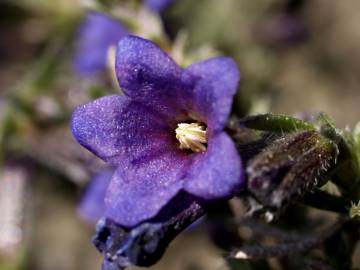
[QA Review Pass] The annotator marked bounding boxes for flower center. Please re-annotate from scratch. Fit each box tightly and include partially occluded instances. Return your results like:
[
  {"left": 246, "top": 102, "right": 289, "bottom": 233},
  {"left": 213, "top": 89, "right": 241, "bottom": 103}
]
[{"left": 175, "top": 122, "right": 208, "bottom": 152}]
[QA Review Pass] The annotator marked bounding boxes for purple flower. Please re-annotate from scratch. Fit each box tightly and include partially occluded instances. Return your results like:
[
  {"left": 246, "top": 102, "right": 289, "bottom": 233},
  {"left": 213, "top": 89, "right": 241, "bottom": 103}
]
[
  {"left": 74, "top": 11, "right": 128, "bottom": 76},
  {"left": 145, "top": 0, "right": 176, "bottom": 12},
  {"left": 71, "top": 35, "right": 244, "bottom": 227},
  {"left": 78, "top": 168, "right": 114, "bottom": 224}
]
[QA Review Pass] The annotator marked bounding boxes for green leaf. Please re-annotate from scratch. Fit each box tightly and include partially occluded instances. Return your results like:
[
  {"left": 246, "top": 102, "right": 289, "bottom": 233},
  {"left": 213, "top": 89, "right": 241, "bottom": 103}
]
[{"left": 238, "top": 113, "right": 315, "bottom": 133}]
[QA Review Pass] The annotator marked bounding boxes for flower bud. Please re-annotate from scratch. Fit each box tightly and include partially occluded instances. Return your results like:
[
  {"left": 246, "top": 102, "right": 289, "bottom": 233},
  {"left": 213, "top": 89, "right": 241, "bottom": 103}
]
[{"left": 247, "top": 130, "right": 338, "bottom": 218}]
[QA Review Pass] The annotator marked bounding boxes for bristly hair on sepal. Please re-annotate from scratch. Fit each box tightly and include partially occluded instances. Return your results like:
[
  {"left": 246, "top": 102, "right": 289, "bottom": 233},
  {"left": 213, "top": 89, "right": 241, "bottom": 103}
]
[{"left": 245, "top": 130, "right": 339, "bottom": 221}]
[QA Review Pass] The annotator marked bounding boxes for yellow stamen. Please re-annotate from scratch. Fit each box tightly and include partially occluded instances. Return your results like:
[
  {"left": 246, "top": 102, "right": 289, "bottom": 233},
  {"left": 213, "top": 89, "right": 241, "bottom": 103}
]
[
  {"left": 350, "top": 200, "right": 360, "bottom": 219},
  {"left": 175, "top": 122, "right": 207, "bottom": 152}
]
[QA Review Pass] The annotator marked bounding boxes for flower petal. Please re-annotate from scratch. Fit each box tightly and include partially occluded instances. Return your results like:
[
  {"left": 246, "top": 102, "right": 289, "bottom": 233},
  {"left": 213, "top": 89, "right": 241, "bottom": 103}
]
[
  {"left": 183, "top": 132, "right": 244, "bottom": 200},
  {"left": 71, "top": 95, "right": 176, "bottom": 164},
  {"left": 78, "top": 168, "right": 114, "bottom": 223},
  {"left": 115, "top": 35, "right": 188, "bottom": 120},
  {"left": 74, "top": 11, "right": 127, "bottom": 75},
  {"left": 104, "top": 152, "right": 188, "bottom": 227},
  {"left": 182, "top": 57, "right": 240, "bottom": 132},
  {"left": 145, "top": 0, "right": 176, "bottom": 12}
]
